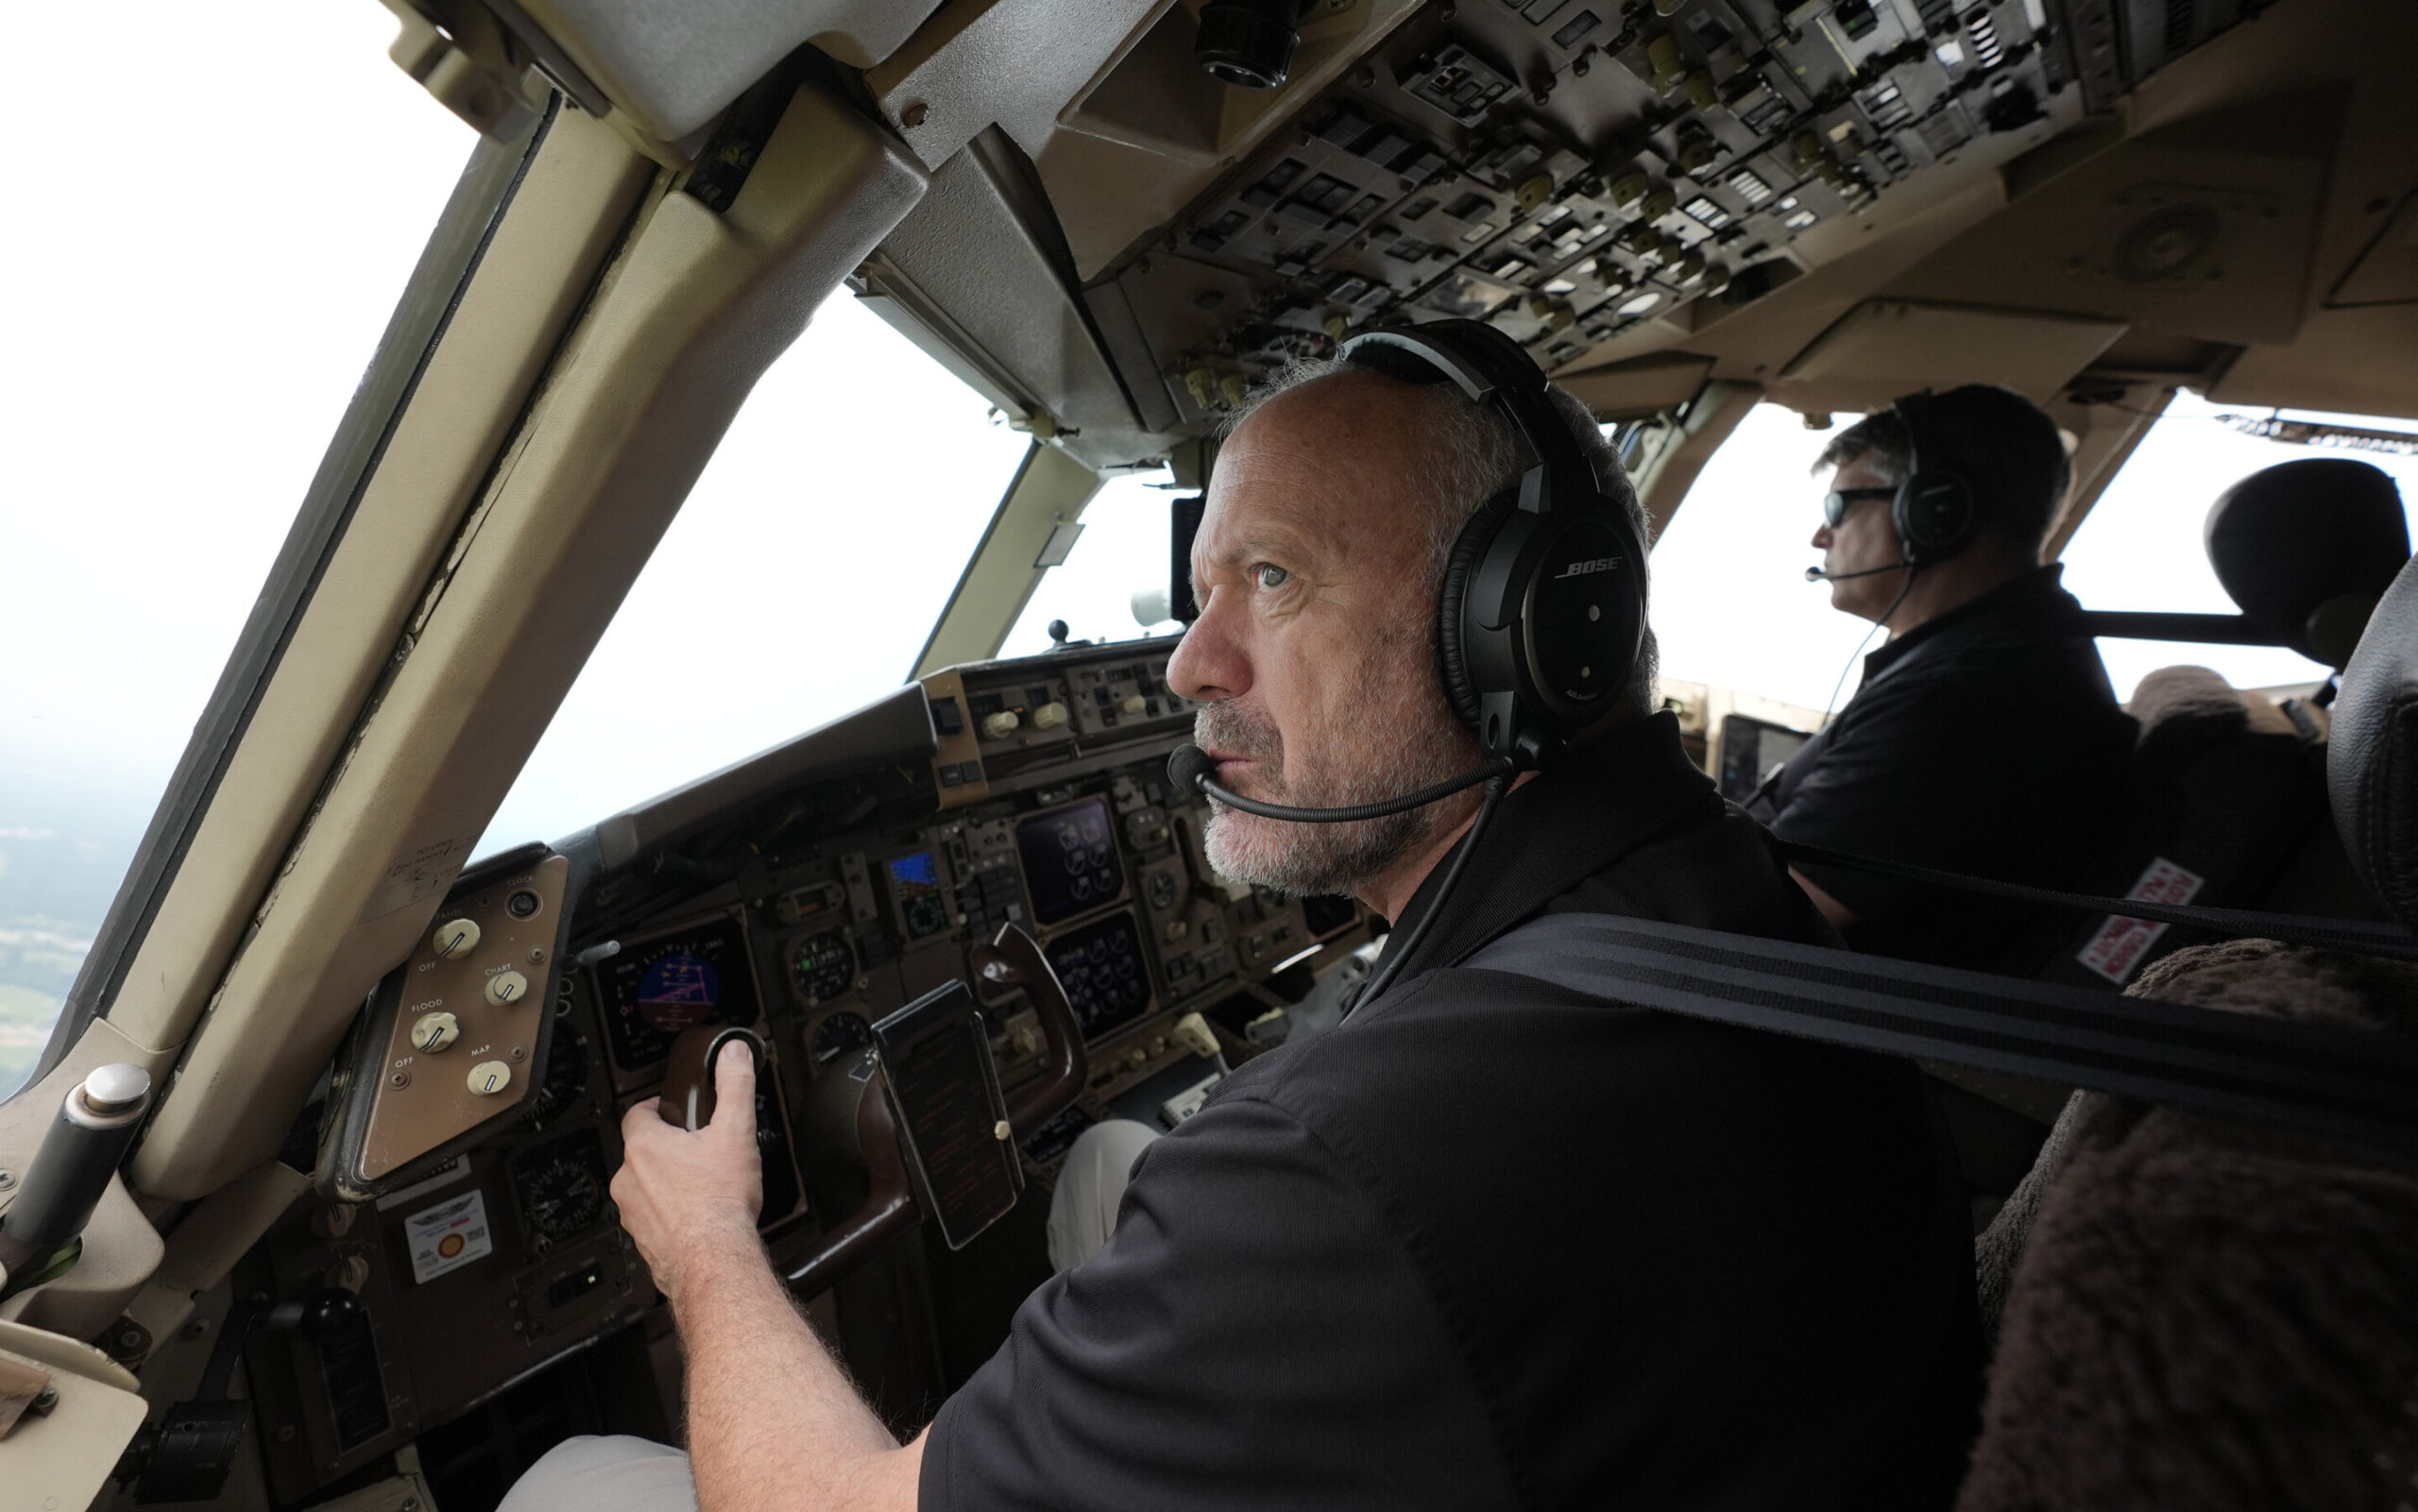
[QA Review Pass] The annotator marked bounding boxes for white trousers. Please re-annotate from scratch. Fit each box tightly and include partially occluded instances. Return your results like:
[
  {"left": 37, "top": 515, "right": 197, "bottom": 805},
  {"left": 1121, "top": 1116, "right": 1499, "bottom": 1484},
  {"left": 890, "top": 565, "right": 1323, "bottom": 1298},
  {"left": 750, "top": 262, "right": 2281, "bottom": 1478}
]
[{"left": 497, "top": 1119, "right": 1161, "bottom": 1510}]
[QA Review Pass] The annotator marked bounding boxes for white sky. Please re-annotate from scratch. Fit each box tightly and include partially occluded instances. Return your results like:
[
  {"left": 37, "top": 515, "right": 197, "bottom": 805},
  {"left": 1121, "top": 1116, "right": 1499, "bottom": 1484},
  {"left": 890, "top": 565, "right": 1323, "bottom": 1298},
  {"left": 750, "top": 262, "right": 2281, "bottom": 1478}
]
[{"left": 7, "top": 0, "right": 2418, "bottom": 913}]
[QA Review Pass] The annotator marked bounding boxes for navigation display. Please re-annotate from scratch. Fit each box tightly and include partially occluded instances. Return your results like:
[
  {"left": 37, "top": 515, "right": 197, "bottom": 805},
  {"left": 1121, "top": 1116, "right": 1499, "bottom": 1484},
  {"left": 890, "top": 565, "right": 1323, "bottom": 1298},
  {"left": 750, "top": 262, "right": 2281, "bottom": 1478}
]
[
  {"left": 1014, "top": 795, "right": 1124, "bottom": 926},
  {"left": 595, "top": 915, "right": 760, "bottom": 1072}
]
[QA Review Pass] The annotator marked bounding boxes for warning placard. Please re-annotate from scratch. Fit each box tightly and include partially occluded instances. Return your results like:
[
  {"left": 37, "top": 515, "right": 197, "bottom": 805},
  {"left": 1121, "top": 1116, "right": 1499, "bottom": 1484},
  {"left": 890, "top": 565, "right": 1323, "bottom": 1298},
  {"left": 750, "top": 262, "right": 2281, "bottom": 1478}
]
[
  {"left": 404, "top": 1188, "right": 494, "bottom": 1283},
  {"left": 2076, "top": 857, "right": 2205, "bottom": 984}
]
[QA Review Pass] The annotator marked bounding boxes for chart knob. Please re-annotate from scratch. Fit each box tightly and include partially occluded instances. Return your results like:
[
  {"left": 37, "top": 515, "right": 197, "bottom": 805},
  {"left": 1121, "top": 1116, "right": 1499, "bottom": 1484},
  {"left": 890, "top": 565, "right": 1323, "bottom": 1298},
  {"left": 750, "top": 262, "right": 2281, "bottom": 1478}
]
[
  {"left": 980, "top": 710, "right": 1020, "bottom": 739},
  {"left": 467, "top": 1061, "right": 512, "bottom": 1096},
  {"left": 485, "top": 969, "right": 530, "bottom": 1006},
  {"left": 432, "top": 918, "right": 481, "bottom": 959},
  {"left": 1031, "top": 701, "right": 1069, "bottom": 730},
  {"left": 410, "top": 1012, "right": 460, "bottom": 1053}
]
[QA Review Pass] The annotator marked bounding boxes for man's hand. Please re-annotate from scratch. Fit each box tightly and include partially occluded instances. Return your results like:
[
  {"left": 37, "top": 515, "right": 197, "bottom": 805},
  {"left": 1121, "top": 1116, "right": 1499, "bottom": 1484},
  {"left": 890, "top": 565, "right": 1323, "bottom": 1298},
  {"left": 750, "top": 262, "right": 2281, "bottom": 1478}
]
[{"left": 612, "top": 1042, "right": 764, "bottom": 1300}]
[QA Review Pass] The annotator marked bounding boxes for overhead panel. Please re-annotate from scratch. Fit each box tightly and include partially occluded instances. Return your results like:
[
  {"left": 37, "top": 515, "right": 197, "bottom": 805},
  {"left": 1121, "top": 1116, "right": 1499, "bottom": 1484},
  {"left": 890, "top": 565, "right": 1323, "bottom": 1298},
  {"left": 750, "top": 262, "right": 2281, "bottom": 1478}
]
[
  {"left": 849, "top": 0, "right": 2277, "bottom": 465},
  {"left": 1090, "top": 0, "right": 2116, "bottom": 444}
]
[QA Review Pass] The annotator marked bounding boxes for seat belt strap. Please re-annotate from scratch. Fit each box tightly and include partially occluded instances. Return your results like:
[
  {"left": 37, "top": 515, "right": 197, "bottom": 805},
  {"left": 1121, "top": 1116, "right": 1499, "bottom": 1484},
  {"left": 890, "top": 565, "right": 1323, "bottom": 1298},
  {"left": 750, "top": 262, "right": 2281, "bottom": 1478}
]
[
  {"left": 1461, "top": 912, "right": 2418, "bottom": 1153},
  {"left": 1779, "top": 841, "right": 2418, "bottom": 962}
]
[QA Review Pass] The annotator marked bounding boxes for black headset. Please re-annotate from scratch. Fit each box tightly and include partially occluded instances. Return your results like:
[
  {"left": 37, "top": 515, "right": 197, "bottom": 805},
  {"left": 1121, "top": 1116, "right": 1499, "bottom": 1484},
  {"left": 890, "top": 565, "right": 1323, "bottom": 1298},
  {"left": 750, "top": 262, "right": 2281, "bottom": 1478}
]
[
  {"left": 1337, "top": 319, "right": 1647, "bottom": 770},
  {"left": 1887, "top": 389, "right": 1980, "bottom": 566}
]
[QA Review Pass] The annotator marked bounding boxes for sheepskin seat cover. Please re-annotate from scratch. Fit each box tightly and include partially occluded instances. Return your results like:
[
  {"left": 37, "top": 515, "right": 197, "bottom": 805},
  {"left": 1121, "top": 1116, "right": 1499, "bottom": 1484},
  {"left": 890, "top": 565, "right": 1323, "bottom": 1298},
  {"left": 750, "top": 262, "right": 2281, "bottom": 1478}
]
[{"left": 1961, "top": 938, "right": 2418, "bottom": 1511}]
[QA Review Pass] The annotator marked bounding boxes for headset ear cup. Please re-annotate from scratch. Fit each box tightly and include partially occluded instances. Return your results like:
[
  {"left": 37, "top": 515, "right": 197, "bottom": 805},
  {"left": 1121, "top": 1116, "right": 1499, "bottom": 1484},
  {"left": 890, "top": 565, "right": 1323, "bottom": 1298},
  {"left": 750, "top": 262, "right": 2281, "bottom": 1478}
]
[
  {"left": 1891, "top": 476, "right": 1924, "bottom": 563},
  {"left": 1893, "top": 471, "right": 1976, "bottom": 564},
  {"left": 1439, "top": 495, "right": 1515, "bottom": 730}
]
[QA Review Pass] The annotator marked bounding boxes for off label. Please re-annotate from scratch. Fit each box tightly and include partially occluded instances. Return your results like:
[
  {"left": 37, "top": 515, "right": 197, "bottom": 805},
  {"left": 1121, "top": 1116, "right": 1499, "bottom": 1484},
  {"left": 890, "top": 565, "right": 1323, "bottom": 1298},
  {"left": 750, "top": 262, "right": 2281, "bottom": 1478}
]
[{"left": 405, "top": 1188, "right": 494, "bottom": 1283}]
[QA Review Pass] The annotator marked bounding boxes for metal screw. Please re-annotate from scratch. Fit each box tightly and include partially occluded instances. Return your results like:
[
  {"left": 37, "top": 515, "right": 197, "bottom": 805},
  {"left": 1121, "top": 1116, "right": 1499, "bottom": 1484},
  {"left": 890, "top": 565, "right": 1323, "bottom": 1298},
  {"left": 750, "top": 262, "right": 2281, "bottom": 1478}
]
[
  {"left": 0, "top": 1169, "right": 15, "bottom": 1191},
  {"left": 277, "top": 1424, "right": 298, "bottom": 1443},
  {"left": 389, "top": 1071, "right": 411, "bottom": 1089},
  {"left": 899, "top": 100, "right": 929, "bottom": 128}
]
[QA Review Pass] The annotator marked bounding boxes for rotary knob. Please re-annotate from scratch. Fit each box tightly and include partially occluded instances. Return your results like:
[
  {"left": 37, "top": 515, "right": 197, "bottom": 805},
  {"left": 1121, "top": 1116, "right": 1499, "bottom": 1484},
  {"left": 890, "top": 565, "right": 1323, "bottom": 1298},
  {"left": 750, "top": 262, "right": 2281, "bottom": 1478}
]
[
  {"left": 410, "top": 1012, "right": 460, "bottom": 1053},
  {"left": 485, "top": 969, "right": 530, "bottom": 1006},
  {"left": 467, "top": 1061, "right": 512, "bottom": 1096},
  {"left": 1121, "top": 694, "right": 1148, "bottom": 715},
  {"left": 980, "top": 710, "right": 1020, "bottom": 739},
  {"left": 1031, "top": 701, "right": 1069, "bottom": 730},
  {"left": 432, "top": 918, "right": 481, "bottom": 960}
]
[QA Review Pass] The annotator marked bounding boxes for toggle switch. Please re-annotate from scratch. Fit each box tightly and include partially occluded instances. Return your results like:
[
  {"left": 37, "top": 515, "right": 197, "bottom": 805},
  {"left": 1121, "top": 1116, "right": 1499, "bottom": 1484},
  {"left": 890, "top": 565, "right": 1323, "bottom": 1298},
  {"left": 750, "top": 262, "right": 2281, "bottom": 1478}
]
[
  {"left": 432, "top": 918, "right": 481, "bottom": 959},
  {"left": 410, "top": 1012, "right": 459, "bottom": 1053},
  {"left": 467, "top": 1061, "right": 512, "bottom": 1096},
  {"left": 485, "top": 969, "right": 529, "bottom": 1006}
]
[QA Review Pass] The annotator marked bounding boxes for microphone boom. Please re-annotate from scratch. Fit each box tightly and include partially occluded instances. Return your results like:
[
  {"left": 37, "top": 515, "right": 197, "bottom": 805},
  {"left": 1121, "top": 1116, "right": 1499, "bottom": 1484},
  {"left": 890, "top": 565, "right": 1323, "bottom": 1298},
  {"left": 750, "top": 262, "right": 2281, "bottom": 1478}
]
[
  {"left": 1167, "top": 744, "right": 1513, "bottom": 823},
  {"left": 1806, "top": 561, "right": 1911, "bottom": 582}
]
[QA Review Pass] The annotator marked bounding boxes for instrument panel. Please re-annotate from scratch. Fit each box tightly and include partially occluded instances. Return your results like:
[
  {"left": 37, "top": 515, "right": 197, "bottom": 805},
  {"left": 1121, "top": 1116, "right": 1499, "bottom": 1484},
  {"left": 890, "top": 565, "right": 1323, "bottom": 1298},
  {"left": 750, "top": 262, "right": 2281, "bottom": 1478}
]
[{"left": 249, "top": 636, "right": 1372, "bottom": 1504}]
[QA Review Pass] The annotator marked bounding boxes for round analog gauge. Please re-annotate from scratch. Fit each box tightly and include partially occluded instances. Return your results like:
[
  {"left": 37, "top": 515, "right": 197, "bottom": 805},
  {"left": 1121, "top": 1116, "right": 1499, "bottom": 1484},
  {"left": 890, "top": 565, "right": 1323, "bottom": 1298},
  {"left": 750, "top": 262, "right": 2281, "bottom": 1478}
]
[
  {"left": 513, "top": 1136, "right": 607, "bottom": 1244},
  {"left": 790, "top": 931, "right": 856, "bottom": 1005},
  {"left": 528, "top": 1025, "right": 588, "bottom": 1129},
  {"left": 810, "top": 1011, "right": 874, "bottom": 1066}
]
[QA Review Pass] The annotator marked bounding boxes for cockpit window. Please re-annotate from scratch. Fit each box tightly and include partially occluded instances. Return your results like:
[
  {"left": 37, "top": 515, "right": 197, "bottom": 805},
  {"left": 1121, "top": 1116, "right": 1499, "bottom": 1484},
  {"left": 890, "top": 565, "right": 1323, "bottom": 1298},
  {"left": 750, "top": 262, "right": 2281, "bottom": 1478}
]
[
  {"left": 1649, "top": 396, "right": 2418, "bottom": 714},
  {"left": 478, "top": 297, "right": 1030, "bottom": 853},
  {"left": 0, "top": 7, "right": 472, "bottom": 1099},
  {"left": 1647, "top": 402, "right": 1893, "bottom": 712},
  {"left": 2057, "top": 390, "right": 2418, "bottom": 697},
  {"left": 1000, "top": 473, "right": 1185, "bottom": 655}
]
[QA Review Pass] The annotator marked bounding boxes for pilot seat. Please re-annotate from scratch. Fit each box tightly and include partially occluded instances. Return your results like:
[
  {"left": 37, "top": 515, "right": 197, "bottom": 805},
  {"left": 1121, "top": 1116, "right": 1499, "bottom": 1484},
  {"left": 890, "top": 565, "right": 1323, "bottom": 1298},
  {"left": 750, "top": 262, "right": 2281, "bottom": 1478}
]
[{"left": 1961, "top": 550, "right": 2418, "bottom": 1510}]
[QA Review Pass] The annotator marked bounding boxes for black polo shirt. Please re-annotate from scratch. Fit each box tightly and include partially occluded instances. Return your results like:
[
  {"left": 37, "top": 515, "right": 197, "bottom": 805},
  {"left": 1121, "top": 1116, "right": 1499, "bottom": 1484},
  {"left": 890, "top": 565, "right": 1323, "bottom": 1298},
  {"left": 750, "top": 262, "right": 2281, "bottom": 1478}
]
[
  {"left": 922, "top": 712, "right": 1983, "bottom": 1512},
  {"left": 1746, "top": 565, "right": 2136, "bottom": 973}
]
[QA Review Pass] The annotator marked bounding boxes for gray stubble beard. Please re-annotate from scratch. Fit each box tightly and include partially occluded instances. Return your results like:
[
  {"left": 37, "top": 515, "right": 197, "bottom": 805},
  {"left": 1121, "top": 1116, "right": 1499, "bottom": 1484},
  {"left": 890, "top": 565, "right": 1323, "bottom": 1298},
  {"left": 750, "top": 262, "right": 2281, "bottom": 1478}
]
[{"left": 1196, "top": 639, "right": 1481, "bottom": 900}]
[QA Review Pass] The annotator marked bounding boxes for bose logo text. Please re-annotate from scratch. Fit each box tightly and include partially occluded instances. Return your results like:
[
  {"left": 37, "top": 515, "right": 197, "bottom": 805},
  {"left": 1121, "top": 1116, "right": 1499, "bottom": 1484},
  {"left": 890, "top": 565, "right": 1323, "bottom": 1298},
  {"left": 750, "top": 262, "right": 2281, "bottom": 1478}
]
[{"left": 1553, "top": 556, "right": 1622, "bottom": 579}]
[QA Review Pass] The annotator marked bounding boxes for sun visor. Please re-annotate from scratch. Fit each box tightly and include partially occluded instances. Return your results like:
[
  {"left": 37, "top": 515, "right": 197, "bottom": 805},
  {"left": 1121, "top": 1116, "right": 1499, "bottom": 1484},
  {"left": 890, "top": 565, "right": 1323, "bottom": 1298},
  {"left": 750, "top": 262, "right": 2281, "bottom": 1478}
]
[
  {"left": 517, "top": 0, "right": 943, "bottom": 143},
  {"left": 1554, "top": 352, "right": 1716, "bottom": 421},
  {"left": 1775, "top": 299, "right": 2127, "bottom": 411}
]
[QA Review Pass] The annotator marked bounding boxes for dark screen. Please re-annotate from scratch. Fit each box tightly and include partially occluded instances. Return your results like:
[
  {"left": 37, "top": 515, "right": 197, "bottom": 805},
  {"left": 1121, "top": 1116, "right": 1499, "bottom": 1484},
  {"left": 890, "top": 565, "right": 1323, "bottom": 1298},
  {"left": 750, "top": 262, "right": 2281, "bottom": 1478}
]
[
  {"left": 1717, "top": 714, "right": 1812, "bottom": 803},
  {"left": 876, "top": 982, "right": 1020, "bottom": 1249},
  {"left": 1015, "top": 795, "right": 1124, "bottom": 926},
  {"left": 1045, "top": 910, "right": 1152, "bottom": 1038}
]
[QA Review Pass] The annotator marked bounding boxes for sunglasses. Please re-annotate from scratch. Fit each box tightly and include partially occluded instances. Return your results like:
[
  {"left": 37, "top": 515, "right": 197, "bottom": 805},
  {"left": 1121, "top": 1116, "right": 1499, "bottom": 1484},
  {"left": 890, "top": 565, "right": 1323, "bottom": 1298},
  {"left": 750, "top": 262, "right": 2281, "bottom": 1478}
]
[{"left": 1822, "top": 485, "right": 1896, "bottom": 528}]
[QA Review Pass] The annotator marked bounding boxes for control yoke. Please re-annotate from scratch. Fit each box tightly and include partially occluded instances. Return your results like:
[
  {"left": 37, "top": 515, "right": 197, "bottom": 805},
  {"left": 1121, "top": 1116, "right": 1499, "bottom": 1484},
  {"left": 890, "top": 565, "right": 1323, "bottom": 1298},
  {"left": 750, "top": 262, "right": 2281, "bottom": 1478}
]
[
  {"left": 652, "top": 923, "right": 1086, "bottom": 1300},
  {"left": 656, "top": 1027, "right": 767, "bottom": 1133}
]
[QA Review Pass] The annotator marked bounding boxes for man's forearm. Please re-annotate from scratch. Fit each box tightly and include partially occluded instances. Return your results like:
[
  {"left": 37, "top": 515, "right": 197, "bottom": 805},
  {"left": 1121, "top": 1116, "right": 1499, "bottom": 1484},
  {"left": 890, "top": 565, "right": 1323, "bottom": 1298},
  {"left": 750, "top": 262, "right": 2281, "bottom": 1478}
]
[{"left": 673, "top": 1230, "right": 925, "bottom": 1512}]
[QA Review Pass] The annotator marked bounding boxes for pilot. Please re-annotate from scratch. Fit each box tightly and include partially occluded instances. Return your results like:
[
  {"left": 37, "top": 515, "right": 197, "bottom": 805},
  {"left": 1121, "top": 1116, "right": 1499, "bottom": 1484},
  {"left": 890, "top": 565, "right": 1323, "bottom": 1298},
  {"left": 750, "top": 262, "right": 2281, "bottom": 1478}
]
[
  {"left": 500, "top": 330, "right": 1981, "bottom": 1512},
  {"left": 1748, "top": 386, "right": 2137, "bottom": 972}
]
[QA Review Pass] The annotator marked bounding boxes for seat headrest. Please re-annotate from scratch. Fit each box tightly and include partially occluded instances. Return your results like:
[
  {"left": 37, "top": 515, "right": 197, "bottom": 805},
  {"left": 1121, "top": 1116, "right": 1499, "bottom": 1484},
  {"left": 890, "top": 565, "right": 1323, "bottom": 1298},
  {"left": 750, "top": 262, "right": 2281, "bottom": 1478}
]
[
  {"left": 2330, "top": 554, "right": 2418, "bottom": 929},
  {"left": 2205, "top": 458, "right": 2409, "bottom": 666}
]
